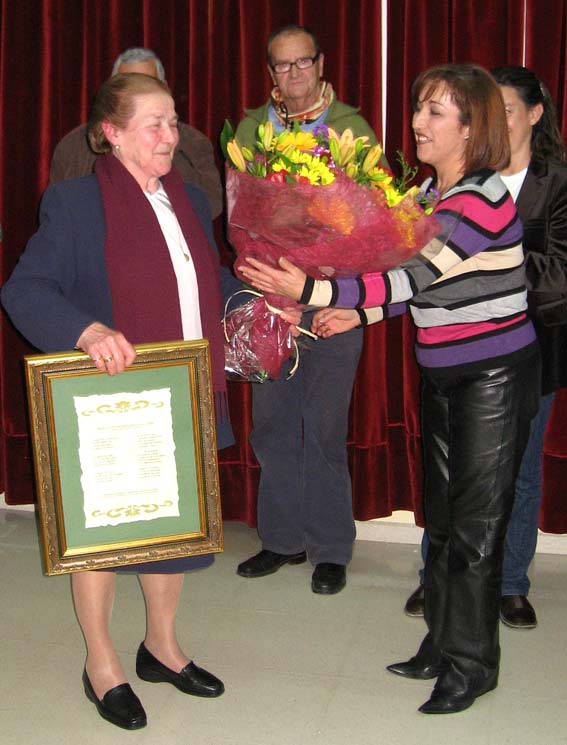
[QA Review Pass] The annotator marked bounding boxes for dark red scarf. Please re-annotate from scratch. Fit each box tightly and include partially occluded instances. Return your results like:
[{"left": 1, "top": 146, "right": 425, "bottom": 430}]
[{"left": 95, "top": 153, "right": 228, "bottom": 423}]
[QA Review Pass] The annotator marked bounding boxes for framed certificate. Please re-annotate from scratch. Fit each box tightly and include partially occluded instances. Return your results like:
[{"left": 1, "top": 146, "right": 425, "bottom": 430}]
[{"left": 24, "top": 340, "right": 222, "bottom": 575}]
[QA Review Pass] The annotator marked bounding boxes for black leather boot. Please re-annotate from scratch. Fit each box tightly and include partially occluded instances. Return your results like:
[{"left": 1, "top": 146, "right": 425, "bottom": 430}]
[{"left": 419, "top": 664, "right": 498, "bottom": 714}]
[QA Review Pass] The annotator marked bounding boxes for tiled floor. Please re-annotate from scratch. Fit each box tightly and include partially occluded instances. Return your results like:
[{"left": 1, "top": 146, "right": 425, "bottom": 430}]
[{"left": 1, "top": 508, "right": 566, "bottom": 744}]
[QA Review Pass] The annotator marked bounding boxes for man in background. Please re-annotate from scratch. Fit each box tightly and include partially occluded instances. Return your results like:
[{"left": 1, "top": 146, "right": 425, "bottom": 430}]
[
  {"left": 49, "top": 47, "right": 222, "bottom": 218},
  {"left": 235, "top": 25, "right": 382, "bottom": 595}
]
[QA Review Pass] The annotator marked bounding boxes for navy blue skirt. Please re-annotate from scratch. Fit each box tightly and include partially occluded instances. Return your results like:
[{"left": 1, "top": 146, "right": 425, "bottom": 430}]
[{"left": 116, "top": 554, "right": 214, "bottom": 574}]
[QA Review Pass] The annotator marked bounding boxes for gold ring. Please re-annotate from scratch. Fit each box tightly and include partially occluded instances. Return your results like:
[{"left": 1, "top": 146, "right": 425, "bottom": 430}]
[{"left": 103, "top": 356, "right": 113, "bottom": 363}]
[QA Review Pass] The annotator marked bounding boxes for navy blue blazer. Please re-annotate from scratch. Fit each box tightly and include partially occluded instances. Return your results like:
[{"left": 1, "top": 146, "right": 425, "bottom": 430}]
[
  {"left": 1, "top": 175, "right": 240, "bottom": 353},
  {"left": 1, "top": 175, "right": 242, "bottom": 448}
]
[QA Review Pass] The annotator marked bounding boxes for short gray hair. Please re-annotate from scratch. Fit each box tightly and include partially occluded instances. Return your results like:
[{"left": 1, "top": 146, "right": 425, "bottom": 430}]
[{"left": 111, "top": 47, "right": 165, "bottom": 80}]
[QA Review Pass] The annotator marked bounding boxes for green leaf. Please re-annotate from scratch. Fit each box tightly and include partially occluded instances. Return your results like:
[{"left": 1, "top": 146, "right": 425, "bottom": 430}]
[
  {"left": 329, "top": 139, "right": 340, "bottom": 164},
  {"left": 220, "top": 120, "right": 235, "bottom": 160},
  {"left": 277, "top": 153, "right": 295, "bottom": 169},
  {"left": 393, "top": 150, "right": 418, "bottom": 193}
]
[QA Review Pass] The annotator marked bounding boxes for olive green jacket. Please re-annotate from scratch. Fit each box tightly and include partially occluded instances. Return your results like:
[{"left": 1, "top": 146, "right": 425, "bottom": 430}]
[{"left": 235, "top": 98, "right": 378, "bottom": 149}]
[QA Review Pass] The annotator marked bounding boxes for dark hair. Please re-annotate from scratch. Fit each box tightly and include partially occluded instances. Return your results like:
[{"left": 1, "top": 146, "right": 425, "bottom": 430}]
[
  {"left": 411, "top": 63, "right": 510, "bottom": 175},
  {"left": 266, "top": 25, "right": 320, "bottom": 63},
  {"left": 491, "top": 66, "right": 566, "bottom": 165},
  {"left": 88, "top": 73, "right": 171, "bottom": 153}
]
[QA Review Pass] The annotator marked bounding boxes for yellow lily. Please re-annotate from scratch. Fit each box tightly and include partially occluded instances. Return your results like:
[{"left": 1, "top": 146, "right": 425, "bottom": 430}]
[
  {"left": 262, "top": 121, "right": 274, "bottom": 152},
  {"left": 361, "top": 144, "right": 383, "bottom": 174},
  {"left": 327, "top": 126, "right": 341, "bottom": 143},
  {"left": 334, "top": 129, "right": 370, "bottom": 167},
  {"left": 345, "top": 162, "right": 359, "bottom": 180},
  {"left": 227, "top": 140, "right": 247, "bottom": 172}
]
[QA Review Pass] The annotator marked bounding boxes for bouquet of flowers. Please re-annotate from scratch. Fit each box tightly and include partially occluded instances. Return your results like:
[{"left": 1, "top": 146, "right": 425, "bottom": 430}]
[{"left": 221, "top": 120, "right": 441, "bottom": 381}]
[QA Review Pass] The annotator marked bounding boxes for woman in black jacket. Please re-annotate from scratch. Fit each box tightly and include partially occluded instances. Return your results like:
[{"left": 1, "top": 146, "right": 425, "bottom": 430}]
[{"left": 492, "top": 66, "right": 567, "bottom": 628}]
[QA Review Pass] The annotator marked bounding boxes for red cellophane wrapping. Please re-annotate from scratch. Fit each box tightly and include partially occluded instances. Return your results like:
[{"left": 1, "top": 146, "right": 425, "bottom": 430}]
[
  {"left": 226, "top": 167, "right": 441, "bottom": 307},
  {"left": 223, "top": 294, "right": 295, "bottom": 382},
  {"left": 224, "top": 167, "right": 441, "bottom": 381}
]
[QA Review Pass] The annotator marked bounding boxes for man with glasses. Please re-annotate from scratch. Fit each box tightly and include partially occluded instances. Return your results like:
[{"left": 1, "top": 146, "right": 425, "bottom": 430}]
[
  {"left": 49, "top": 47, "right": 223, "bottom": 218},
  {"left": 235, "top": 24, "right": 381, "bottom": 594}
]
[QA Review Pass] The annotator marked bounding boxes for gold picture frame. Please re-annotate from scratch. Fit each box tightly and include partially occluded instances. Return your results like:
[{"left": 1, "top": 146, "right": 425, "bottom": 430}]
[{"left": 24, "top": 340, "right": 223, "bottom": 575}]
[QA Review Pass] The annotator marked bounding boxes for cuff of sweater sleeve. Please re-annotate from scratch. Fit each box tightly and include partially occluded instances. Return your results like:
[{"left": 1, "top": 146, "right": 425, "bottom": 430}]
[
  {"left": 359, "top": 306, "right": 384, "bottom": 326},
  {"left": 355, "top": 309, "right": 368, "bottom": 327},
  {"left": 298, "top": 275, "right": 315, "bottom": 305},
  {"left": 299, "top": 277, "right": 335, "bottom": 307}
]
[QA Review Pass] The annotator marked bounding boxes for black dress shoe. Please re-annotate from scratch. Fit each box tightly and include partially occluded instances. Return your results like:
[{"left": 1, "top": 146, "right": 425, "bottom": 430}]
[
  {"left": 404, "top": 585, "right": 425, "bottom": 617},
  {"left": 387, "top": 655, "right": 447, "bottom": 680},
  {"left": 82, "top": 669, "right": 147, "bottom": 730},
  {"left": 500, "top": 595, "right": 537, "bottom": 629},
  {"left": 311, "top": 563, "right": 346, "bottom": 594},
  {"left": 237, "top": 549, "right": 307, "bottom": 578},
  {"left": 136, "top": 643, "right": 224, "bottom": 697}
]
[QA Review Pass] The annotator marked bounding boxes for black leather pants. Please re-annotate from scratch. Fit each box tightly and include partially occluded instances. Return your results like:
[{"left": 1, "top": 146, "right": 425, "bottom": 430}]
[{"left": 421, "top": 353, "right": 540, "bottom": 694}]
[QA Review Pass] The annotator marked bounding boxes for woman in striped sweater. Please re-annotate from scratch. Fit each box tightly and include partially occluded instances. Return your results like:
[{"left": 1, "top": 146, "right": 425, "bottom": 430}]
[{"left": 240, "top": 64, "right": 541, "bottom": 714}]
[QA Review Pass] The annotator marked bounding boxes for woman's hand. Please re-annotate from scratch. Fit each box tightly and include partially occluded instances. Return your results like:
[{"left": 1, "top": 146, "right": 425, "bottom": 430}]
[
  {"left": 280, "top": 306, "right": 302, "bottom": 337},
  {"left": 312, "top": 309, "right": 361, "bottom": 338},
  {"left": 240, "top": 257, "right": 307, "bottom": 301},
  {"left": 76, "top": 322, "right": 137, "bottom": 375}
]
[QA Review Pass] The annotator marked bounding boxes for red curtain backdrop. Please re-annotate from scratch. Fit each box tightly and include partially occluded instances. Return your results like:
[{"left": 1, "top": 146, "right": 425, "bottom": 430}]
[
  {"left": 1, "top": 0, "right": 566, "bottom": 533},
  {"left": 524, "top": 0, "right": 567, "bottom": 532}
]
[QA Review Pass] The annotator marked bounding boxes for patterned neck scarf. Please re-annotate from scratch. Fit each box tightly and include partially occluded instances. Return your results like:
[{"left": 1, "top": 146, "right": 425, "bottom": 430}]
[{"left": 270, "top": 81, "right": 334, "bottom": 129}]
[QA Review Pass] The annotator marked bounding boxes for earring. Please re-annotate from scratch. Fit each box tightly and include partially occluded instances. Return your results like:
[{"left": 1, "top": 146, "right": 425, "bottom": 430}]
[{"left": 114, "top": 144, "right": 121, "bottom": 152}]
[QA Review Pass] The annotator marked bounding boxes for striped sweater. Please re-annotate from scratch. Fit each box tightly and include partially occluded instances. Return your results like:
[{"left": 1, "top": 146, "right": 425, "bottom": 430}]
[{"left": 301, "top": 169, "right": 537, "bottom": 371}]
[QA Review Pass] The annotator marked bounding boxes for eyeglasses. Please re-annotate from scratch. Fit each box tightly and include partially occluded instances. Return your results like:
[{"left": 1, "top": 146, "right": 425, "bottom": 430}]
[{"left": 270, "top": 53, "right": 320, "bottom": 75}]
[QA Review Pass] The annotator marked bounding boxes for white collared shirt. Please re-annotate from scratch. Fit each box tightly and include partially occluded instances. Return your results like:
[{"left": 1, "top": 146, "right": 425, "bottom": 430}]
[{"left": 144, "top": 183, "right": 203, "bottom": 340}]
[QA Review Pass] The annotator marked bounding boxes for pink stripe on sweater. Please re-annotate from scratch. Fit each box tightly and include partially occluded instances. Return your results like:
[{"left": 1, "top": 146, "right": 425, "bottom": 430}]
[
  {"left": 418, "top": 315, "right": 527, "bottom": 344},
  {"left": 441, "top": 192, "right": 517, "bottom": 232},
  {"left": 360, "top": 273, "right": 387, "bottom": 307}
]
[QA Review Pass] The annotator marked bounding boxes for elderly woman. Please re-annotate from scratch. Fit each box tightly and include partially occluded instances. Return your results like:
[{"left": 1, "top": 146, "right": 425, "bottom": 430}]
[
  {"left": 240, "top": 64, "right": 541, "bottom": 714},
  {"left": 1, "top": 74, "right": 240, "bottom": 730}
]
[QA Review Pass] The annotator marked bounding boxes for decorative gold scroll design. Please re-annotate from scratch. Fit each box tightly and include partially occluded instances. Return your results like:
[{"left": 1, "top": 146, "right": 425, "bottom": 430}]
[
  {"left": 80, "top": 399, "right": 165, "bottom": 416},
  {"left": 91, "top": 500, "right": 174, "bottom": 520}
]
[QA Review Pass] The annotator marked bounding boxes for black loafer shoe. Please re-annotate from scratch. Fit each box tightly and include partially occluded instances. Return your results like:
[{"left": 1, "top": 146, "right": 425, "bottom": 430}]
[
  {"left": 500, "top": 595, "right": 537, "bottom": 629},
  {"left": 237, "top": 549, "right": 307, "bottom": 578},
  {"left": 136, "top": 643, "right": 224, "bottom": 697},
  {"left": 387, "top": 655, "right": 447, "bottom": 680},
  {"left": 404, "top": 585, "right": 425, "bottom": 617},
  {"left": 83, "top": 670, "right": 147, "bottom": 730},
  {"left": 311, "top": 563, "right": 346, "bottom": 594}
]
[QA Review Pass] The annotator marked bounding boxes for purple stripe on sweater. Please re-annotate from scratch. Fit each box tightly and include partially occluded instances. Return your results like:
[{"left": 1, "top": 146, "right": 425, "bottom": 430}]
[
  {"left": 415, "top": 323, "right": 536, "bottom": 368},
  {"left": 447, "top": 219, "right": 522, "bottom": 258},
  {"left": 335, "top": 279, "right": 365, "bottom": 308}
]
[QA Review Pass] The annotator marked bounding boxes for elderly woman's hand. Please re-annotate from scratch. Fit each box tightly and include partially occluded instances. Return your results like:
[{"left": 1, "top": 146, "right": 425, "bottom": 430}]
[
  {"left": 240, "top": 257, "right": 307, "bottom": 301},
  {"left": 76, "top": 322, "right": 137, "bottom": 375},
  {"left": 279, "top": 306, "right": 303, "bottom": 337},
  {"left": 312, "top": 309, "right": 361, "bottom": 338}
]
